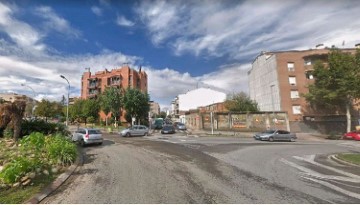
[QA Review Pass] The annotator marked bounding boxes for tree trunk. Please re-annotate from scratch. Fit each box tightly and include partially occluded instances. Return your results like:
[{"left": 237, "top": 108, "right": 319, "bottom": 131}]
[
  {"left": 105, "top": 116, "right": 108, "bottom": 127},
  {"left": 114, "top": 116, "right": 117, "bottom": 127},
  {"left": 346, "top": 102, "right": 351, "bottom": 132}
]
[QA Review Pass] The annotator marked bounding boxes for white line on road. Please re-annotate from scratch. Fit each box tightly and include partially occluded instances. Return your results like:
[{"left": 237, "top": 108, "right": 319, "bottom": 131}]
[
  {"left": 302, "top": 176, "right": 360, "bottom": 200},
  {"left": 293, "top": 155, "right": 360, "bottom": 179}
]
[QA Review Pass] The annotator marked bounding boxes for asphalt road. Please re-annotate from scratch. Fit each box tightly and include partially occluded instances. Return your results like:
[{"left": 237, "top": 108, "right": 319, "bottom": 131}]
[{"left": 41, "top": 132, "right": 360, "bottom": 204}]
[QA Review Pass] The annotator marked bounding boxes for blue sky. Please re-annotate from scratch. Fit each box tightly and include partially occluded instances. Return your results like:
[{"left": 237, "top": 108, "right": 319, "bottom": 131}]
[{"left": 0, "top": 0, "right": 360, "bottom": 109}]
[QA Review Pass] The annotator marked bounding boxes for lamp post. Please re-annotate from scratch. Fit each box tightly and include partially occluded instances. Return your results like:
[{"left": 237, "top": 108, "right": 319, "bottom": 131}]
[
  {"left": 270, "top": 84, "right": 275, "bottom": 129},
  {"left": 21, "top": 83, "right": 36, "bottom": 117},
  {"left": 60, "top": 75, "right": 70, "bottom": 127}
]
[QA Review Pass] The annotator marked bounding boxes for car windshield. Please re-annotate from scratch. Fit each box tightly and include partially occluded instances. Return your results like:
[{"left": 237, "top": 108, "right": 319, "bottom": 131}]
[
  {"left": 163, "top": 126, "right": 173, "bottom": 130},
  {"left": 262, "top": 130, "right": 275, "bottom": 134},
  {"left": 89, "top": 129, "right": 101, "bottom": 134},
  {"left": 178, "top": 123, "right": 184, "bottom": 126}
]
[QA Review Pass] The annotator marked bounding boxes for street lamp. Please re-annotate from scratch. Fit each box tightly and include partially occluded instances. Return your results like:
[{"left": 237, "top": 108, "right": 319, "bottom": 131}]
[
  {"left": 60, "top": 75, "right": 70, "bottom": 127},
  {"left": 21, "top": 83, "right": 36, "bottom": 117},
  {"left": 270, "top": 84, "right": 275, "bottom": 129}
]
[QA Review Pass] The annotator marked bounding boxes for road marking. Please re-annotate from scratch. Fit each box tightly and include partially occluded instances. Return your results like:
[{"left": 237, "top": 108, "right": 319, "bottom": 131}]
[
  {"left": 302, "top": 176, "right": 360, "bottom": 200},
  {"left": 280, "top": 158, "right": 360, "bottom": 183},
  {"left": 293, "top": 155, "right": 360, "bottom": 179}
]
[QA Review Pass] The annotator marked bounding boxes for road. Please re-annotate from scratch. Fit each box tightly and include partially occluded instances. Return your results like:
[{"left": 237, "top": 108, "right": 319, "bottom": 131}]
[{"left": 41, "top": 131, "right": 360, "bottom": 204}]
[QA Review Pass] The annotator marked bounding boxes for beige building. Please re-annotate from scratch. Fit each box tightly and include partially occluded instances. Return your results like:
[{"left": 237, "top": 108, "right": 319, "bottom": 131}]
[
  {"left": 249, "top": 46, "right": 358, "bottom": 132},
  {"left": 149, "top": 101, "right": 160, "bottom": 116}
]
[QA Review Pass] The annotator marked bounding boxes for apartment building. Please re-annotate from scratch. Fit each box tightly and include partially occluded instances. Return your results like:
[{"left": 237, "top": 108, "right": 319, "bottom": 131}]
[
  {"left": 81, "top": 65, "right": 148, "bottom": 122},
  {"left": 248, "top": 46, "right": 358, "bottom": 131},
  {"left": 149, "top": 101, "right": 160, "bottom": 117}
]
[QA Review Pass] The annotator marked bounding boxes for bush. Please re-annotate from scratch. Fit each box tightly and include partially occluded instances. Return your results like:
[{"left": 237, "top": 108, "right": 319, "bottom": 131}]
[
  {"left": 46, "top": 134, "right": 77, "bottom": 166},
  {"left": 21, "top": 120, "right": 70, "bottom": 138},
  {"left": 0, "top": 156, "right": 35, "bottom": 184},
  {"left": 3, "top": 128, "right": 13, "bottom": 139},
  {"left": 327, "top": 131, "right": 341, "bottom": 140}
]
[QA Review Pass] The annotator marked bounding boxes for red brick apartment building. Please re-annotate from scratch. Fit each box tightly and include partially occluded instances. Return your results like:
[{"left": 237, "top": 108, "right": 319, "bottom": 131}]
[
  {"left": 248, "top": 45, "right": 359, "bottom": 132},
  {"left": 81, "top": 65, "right": 148, "bottom": 122}
]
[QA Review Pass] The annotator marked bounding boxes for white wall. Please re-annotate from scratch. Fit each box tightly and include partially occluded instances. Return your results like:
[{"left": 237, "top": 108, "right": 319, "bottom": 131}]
[{"left": 178, "top": 88, "right": 226, "bottom": 111}]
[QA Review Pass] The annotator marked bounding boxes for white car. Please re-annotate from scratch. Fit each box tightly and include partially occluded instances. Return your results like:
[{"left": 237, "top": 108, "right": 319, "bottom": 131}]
[
  {"left": 120, "top": 125, "right": 149, "bottom": 137},
  {"left": 72, "top": 128, "right": 103, "bottom": 146}
]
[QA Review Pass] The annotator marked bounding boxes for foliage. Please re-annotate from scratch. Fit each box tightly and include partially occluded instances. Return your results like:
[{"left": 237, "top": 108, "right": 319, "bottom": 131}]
[
  {"left": 123, "top": 88, "right": 150, "bottom": 123},
  {"left": 45, "top": 134, "right": 77, "bottom": 166},
  {"left": 21, "top": 119, "right": 70, "bottom": 137},
  {"left": 159, "top": 111, "right": 167, "bottom": 119},
  {"left": 34, "top": 99, "right": 63, "bottom": 122},
  {"left": 225, "top": 92, "right": 259, "bottom": 112},
  {"left": 82, "top": 99, "right": 100, "bottom": 123},
  {"left": 303, "top": 48, "right": 360, "bottom": 131},
  {"left": 100, "top": 87, "right": 122, "bottom": 124},
  {"left": 87, "top": 116, "right": 95, "bottom": 124},
  {"left": 3, "top": 127, "right": 13, "bottom": 139},
  {"left": 0, "top": 132, "right": 77, "bottom": 185},
  {"left": 0, "top": 156, "right": 34, "bottom": 184},
  {"left": 337, "top": 153, "right": 360, "bottom": 165}
]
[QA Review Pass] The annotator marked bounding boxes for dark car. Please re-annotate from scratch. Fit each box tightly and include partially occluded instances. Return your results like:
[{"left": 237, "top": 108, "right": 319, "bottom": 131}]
[
  {"left": 161, "top": 125, "right": 175, "bottom": 134},
  {"left": 253, "top": 129, "right": 297, "bottom": 142}
]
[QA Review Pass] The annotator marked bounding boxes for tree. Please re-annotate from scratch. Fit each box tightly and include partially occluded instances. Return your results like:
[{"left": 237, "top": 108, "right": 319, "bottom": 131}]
[
  {"left": 34, "top": 99, "right": 62, "bottom": 122},
  {"left": 82, "top": 99, "right": 100, "bottom": 124},
  {"left": 123, "top": 88, "right": 150, "bottom": 125},
  {"left": 303, "top": 48, "right": 360, "bottom": 132},
  {"left": 100, "top": 87, "right": 122, "bottom": 127},
  {"left": 224, "top": 92, "right": 259, "bottom": 112},
  {"left": 159, "top": 111, "right": 167, "bottom": 119}
]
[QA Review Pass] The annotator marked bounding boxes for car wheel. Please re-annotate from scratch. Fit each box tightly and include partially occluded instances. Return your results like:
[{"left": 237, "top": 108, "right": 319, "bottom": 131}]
[
  {"left": 144, "top": 132, "right": 148, "bottom": 136},
  {"left": 269, "top": 137, "right": 274, "bottom": 142},
  {"left": 126, "top": 132, "right": 131, "bottom": 137},
  {"left": 290, "top": 138, "right": 295, "bottom": 142},
  {"left": 80, "top": 139, "right": 85, "bottom": 147},
  {"left": 98, "top": 142, "right": 103, "bottom": 145}
]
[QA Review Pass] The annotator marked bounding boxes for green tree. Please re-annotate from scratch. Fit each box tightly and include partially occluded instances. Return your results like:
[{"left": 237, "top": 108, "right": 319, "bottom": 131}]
[
  {"left": 123, "top": 88, "right": 150, "bottom": 125},
  {"left": 224, "top": 92, "right": 259, "bottom": 112},
  {"left": 100, "top": 87, "right": 122, "bottom": 127},
  {"left": 159, "top": 111, "right": 167, "bottom": 119},
  {"left": 303, "top": 48, "right": 360, "bottom": 132},
  {"left": 34, "top": 99, "right": 62, "bottom": 122},
  {"left": 82, "top": 99, "right": 100, "bottom": 124}
]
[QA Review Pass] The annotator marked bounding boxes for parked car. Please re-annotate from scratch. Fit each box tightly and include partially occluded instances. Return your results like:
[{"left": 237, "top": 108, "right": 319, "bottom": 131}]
[
  {"left": 72, "top": 128, "right": 103, "bottom": 147},
  {"left": 175, "top": 122, "right": 186, "bottom": 130},
  {"left": 343, "top": 131, "right": 360, "bottom": 140},
  {"left": 161, "top": 125, "right": 176, "bottom": 134},
  {"left": 253, "top": 130, "right": 297, "bottom": 142},
  {"left": 120, "top": 125, "right": 149, "bottom": 137}
]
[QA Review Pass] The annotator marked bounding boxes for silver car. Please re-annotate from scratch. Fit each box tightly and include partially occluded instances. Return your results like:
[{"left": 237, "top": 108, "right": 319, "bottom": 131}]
[
  {"left": 72, "top": 128, "right": 103, "bottom": 146},
  {"left": 253, "top": 130, "right": 297, "bottom": 142},
  {"left": 120, "top": 125, "right": 149, "bottom": 137}
]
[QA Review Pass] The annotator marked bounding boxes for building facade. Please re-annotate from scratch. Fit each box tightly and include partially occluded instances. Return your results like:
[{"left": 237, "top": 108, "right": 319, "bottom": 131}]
[
  {"left": 149, "top": 101, "right": 160, "bottom": 117},
  {"left": 171, "top": 88, "right": 227, "bottom": 123},
  {"left": 81, "top": 65, "right": 148, "bottom": 122},
  {"left": 248, "top": 47, "right": 358, "bottom": 132}
]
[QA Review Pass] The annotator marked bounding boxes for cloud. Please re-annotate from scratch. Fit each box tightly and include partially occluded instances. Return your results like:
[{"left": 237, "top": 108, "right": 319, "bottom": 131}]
[
  {"left": 91, "top": 6, "right": 103, "bottom": 16},
  {"left": 0, "top": 2, "right": 46, "bottom": 52},
  {"left": 116, "top": 15, "right": 135, "bottom": 27},
  {"left": 34, "top": 6, "right": 81, "bottom": 38},
  {"left": 136, "top": 0, "right": 360, "bottom": 60}
]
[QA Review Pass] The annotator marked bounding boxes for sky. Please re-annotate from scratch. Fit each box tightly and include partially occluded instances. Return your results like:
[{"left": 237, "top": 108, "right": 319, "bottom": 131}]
[{"left": 0, "top": 0, "right": 359, "bottom": 109}]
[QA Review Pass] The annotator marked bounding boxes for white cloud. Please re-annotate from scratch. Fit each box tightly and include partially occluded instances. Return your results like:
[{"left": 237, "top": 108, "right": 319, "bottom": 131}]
[
  {"left": 91, "top": 6, "right": 102, "bottom": 16},
  {"left": 136, "top": 0, "right": 360, "bottom": 60},
  {"left": 0, "top": 2, "right": 46, "bottom": 52},
  {"left": 116, "top": 15, "right": 135, "bottom": 27},
  {"left": 34, "top": 6, "right": 81, "bottom": 38}
]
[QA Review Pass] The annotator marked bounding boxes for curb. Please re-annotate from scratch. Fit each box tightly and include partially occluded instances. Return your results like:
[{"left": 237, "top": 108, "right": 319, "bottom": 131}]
[
  {"left": 25, "top": 147, "right": 84, "bottom": 204},
  {"left": 330, "top": 154, "right": 360, "bottom": 168}
]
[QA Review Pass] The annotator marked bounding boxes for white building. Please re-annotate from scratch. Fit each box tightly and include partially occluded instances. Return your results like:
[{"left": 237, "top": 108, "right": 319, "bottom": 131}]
[{"left": 178, "top": 88, "right": 226, "bottom": 111}]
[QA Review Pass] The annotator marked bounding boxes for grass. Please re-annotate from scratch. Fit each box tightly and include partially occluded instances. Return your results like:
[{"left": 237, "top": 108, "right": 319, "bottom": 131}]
[
  {"left": 0, "top": 174, "right": 58, "bottom": 204},
  {"left": 337, "top": 153, "right": 360, "bottom": 165}
]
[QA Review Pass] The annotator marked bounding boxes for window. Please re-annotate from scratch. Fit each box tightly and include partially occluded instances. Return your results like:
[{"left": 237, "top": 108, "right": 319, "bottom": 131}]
[
  {"left": 289, "top": 77, "right": 296, "bottom": 85},
  {"left": 292, "top": 105, "right": 301, "bottom": 114},
  {"left": 306, "top": 72, "right": 314, "bottom": 79},
  {"left": 287, "top": 62, "right": 295, "bottom": 71},
  {"left": 304, "top": 59, "right": 312, "bottom": 65},
  {"left": 290, "top": 90, "right": 299, "bottom": 99}
]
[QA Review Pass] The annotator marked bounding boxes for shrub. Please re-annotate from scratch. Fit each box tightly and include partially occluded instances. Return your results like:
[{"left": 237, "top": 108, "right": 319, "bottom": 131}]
[
  {"left": 0, "top": 156, "right": 35, "bottom": 184},
  {"left": 21, "top": 120, "right": 70, "bottom": 137},
  {"left": 327, "top": 131, "right": 341, "bottom": 140},
  {"left": 3, "top": 128, "right": 13, "bottom": 139},
  {"left": 46, "top": 134, "right": 77, "bottom": 166}
]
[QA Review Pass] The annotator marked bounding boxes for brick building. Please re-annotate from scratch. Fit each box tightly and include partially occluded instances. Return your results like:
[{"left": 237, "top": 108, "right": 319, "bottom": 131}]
[
  {"left": 248, "top": 46, "right": 359, "bottom": 132},
  {"left": 81, "top": 65, "right": 148, "bottom": 122}
]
